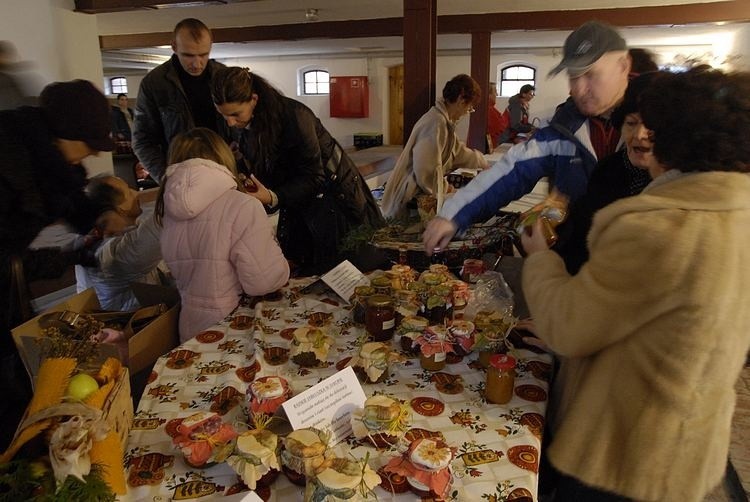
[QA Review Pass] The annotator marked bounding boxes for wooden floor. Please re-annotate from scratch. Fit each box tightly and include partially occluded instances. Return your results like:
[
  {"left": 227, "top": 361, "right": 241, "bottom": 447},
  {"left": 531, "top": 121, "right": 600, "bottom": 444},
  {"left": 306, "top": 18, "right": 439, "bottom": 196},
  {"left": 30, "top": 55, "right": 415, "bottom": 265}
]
[{"left": 705, "top": 363, "right": 750, "bottom": 501}]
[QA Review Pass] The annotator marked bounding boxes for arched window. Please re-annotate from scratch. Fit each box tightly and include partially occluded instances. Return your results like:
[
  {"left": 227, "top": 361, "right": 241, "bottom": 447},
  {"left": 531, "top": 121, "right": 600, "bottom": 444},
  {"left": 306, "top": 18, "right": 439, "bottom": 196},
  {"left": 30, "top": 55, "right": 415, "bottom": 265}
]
[
  {"left": 499, "top": 65, "right": 535, "bottom": 97},
  {"left": 110, "top": 76, "right": 128, "bottom": 95},
  {"left": 302, "top": 69, "right": 330, "bottom": 95}
]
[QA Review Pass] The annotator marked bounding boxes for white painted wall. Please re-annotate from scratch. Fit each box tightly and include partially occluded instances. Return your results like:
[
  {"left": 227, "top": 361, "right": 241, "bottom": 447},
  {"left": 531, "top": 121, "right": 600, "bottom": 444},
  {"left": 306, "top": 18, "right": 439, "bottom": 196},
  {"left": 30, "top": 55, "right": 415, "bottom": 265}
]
[
  {"left": 102, "top": 32, "right": 741, "bottom": 150},
  {"left": 0, "top": 0, "right": 112, "bottom": 175},
  {"left": 733, "top": 24, "right": 750, "bottom": 71}
]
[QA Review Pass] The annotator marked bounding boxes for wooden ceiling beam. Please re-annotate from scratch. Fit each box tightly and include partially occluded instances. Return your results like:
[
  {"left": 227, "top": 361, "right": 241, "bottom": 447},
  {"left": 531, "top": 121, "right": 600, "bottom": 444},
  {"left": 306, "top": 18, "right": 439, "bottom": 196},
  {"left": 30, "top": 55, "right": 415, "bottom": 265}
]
[
  {"left": 98, "top": 1, "right": 750, "bottom": 50},
  {"left": 439, "top": 0, "right": 750, "bottom": 33},
  {"left": 75, "top": 0, "right": 228, "bottom": 14},
  {"left": 100, "top": 17, "right": 403, "bottom": 49}
]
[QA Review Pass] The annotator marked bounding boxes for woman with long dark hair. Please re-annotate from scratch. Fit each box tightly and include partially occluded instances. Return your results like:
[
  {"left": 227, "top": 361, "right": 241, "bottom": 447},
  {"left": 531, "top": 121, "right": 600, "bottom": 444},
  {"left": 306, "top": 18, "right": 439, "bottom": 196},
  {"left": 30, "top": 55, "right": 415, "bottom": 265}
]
[{"left": 211, "top": 67, "right": 383, "bottom": 275}]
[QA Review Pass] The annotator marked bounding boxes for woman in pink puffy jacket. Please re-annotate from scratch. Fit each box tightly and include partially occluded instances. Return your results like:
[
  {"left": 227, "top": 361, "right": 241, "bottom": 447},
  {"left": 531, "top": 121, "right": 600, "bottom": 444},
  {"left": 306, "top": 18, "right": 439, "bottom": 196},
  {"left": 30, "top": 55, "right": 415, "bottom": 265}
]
[{"left": 155, "top": 127, "right": 289, "bottom": 342}]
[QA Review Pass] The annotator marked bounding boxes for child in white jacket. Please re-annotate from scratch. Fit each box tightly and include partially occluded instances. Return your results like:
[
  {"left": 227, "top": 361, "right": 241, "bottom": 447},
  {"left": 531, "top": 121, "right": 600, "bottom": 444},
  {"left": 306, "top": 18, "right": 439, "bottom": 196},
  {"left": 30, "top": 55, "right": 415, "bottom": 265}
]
[{"left": 156, "top": 128, "right": 290, "bottom": 342}]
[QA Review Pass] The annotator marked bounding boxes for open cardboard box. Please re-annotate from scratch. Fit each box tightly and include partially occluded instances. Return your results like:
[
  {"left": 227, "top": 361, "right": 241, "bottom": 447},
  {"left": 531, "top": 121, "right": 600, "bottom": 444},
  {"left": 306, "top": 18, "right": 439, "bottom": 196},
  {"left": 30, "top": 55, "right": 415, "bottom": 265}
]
[{"left": 12, "top": 283, "right": 180, "bottom": 387}]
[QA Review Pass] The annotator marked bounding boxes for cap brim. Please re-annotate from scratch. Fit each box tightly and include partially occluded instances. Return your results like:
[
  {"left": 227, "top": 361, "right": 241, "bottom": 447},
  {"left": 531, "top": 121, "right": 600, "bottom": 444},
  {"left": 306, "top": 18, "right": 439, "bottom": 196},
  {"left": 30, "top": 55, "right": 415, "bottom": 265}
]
[
  {"left": 548, "top": 62, "right": 567, "bottom": 77},
  {"left": 85, "top": 136, "right": 116, "bottom": 152},
  {"left": 548, "top": 61, "right": 594, "bottom": 78}
]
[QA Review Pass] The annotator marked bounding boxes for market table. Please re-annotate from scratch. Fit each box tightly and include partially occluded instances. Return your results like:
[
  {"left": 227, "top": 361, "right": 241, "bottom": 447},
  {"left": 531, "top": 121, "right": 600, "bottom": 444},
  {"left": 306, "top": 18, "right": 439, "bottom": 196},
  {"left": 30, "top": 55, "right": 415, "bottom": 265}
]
[{"left": 124, "top": 272, "right": 552, "bottom": 501}]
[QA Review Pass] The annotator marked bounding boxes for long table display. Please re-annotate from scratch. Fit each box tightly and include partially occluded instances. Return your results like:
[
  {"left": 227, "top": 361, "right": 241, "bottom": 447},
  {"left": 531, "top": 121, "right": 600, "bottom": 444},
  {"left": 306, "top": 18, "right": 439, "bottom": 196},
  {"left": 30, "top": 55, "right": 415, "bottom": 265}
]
[{"left": 124, "top": 276, "right": 552, "bottom": 501}]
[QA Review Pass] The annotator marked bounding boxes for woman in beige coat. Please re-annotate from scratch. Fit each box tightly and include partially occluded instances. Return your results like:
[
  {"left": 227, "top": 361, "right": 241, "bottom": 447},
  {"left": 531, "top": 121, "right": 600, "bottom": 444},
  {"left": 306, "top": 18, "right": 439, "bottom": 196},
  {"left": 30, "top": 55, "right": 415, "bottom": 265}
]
[
  {"left": 381, "top": 74, "right": 488, "bottom": 219},
  {"left": 521, "top": 68, "right": 750, "bottom": 501}
]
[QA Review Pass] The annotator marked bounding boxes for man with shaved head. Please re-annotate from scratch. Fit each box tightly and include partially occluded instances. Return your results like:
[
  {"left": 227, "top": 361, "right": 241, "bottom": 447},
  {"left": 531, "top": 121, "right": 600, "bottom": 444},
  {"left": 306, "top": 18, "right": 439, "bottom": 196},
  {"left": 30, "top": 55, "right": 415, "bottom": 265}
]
[{"left": 132, "top": 18, "right": 225, "bottom": 183}]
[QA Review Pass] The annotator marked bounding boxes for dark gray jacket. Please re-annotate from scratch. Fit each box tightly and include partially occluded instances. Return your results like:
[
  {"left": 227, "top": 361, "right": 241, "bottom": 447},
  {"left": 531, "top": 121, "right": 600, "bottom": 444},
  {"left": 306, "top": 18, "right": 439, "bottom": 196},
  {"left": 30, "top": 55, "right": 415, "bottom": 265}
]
[{"left": 132, "top": 57, "right": 225, "bottom": 183}]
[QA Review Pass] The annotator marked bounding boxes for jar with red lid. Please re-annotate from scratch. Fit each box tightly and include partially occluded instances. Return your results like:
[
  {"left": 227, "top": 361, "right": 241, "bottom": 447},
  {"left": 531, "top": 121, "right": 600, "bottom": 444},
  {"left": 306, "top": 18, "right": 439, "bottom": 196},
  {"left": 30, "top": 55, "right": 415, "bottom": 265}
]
[
  {"left": 365, "top": 295, "right": 396, "bottom": 341},
  {"left": 461, "top": 258, "right": 485, "bottom": 283},
  {"left": 485, "top": 354, "right": 516, "bottom": 404}
]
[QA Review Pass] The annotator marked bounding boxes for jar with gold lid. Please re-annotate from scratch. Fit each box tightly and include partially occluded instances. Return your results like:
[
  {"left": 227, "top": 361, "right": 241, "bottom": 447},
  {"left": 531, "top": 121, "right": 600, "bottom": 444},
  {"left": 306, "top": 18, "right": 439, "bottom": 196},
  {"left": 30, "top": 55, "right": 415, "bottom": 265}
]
[
  {"left": 365, "top": 295, "right": 396, "bottom": 342},
  {"left": 351, "top": 285, "right": 375, "bottom": 326},
  {"left": 370, "top": 275, "right": 393, "bottom": 296},
  {"left": 485, "top": 354, "right": 516, "bottom": 404}
]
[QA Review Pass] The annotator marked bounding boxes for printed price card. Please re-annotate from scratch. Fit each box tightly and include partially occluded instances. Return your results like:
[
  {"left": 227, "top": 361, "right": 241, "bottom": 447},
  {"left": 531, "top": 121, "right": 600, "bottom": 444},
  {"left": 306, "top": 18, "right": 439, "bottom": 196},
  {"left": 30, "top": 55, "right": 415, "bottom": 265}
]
[{"left": 282, "top": 366, "right": 366, "bottom": 445}]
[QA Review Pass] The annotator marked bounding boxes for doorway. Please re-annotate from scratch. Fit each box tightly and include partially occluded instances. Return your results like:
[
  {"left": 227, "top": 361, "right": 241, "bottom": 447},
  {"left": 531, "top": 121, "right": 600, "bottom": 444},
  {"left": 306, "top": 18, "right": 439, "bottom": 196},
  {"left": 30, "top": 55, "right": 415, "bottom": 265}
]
[{"left": 388, "top": 64, "right": 404, "bottom": 145}]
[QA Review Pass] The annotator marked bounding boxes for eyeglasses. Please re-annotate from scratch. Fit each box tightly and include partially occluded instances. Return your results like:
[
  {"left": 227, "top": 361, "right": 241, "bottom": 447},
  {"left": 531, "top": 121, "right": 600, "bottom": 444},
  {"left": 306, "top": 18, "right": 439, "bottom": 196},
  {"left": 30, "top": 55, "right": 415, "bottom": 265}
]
[{"left": 468, "top": 105, "right": 476, "bottom": 113}]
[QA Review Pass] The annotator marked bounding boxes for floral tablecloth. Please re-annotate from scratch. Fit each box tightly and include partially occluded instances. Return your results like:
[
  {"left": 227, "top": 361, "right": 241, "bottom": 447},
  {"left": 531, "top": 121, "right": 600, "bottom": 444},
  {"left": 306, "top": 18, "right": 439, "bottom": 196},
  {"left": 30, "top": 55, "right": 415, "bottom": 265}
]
[{"left": 124, "top": 277, "right": 552, "bottom": 501}]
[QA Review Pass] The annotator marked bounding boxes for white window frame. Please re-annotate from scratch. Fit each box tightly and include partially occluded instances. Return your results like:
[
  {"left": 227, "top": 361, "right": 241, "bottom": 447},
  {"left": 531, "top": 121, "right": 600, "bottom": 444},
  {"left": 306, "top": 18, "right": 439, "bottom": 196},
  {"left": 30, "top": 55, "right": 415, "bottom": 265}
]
[
  {"left": 110, "top": 76, "right": 128, "bottom": 95},
  {"left": 298, "top": 66, "right": 329, "bottom": 96},
  {"left": 498, "top": 64, "right": 536, "bottom": 97}
]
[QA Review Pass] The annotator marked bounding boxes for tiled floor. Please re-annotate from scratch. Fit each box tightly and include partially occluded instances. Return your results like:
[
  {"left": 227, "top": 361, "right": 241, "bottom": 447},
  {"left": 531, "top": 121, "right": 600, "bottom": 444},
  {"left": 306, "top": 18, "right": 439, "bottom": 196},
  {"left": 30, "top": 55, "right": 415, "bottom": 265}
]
[{"left": 705, "top": 363, "right": 750, "bottom": 501}]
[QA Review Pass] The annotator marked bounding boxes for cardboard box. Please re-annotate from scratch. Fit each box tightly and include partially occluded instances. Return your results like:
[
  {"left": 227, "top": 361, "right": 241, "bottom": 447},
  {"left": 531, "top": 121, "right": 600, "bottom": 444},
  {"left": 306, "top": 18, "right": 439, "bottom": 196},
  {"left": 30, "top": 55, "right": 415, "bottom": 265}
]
[{"left": 12, "top": 283, "right": 180, "bottom": 385}]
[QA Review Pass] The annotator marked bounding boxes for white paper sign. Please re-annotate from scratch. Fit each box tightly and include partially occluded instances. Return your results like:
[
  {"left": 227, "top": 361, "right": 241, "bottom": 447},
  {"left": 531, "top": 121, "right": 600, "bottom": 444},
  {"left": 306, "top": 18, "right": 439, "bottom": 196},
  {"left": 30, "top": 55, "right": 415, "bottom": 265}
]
[
  {"left": 220, "top": 490, "right": 264, "bottom": 502},
  {"left": 281, "top": 366, "right": 366, "bottom": 445},
  {"left": 320, "top": 260, "right": 368, "bottom": 303}
]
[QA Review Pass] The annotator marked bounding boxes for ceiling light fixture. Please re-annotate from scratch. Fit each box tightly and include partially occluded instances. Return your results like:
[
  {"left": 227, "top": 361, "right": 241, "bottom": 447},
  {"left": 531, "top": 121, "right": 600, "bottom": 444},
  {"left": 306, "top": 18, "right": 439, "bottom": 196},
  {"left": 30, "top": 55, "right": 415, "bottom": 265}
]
[{"left": 305, "top": 8, "right": 319, "bottom": 22}]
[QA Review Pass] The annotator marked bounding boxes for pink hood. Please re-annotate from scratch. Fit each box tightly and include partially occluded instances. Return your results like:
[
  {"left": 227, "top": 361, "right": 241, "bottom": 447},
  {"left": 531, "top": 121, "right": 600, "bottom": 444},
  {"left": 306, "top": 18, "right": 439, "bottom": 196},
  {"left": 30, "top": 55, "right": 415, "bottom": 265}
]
[
  {"left": 164, "top": 158, "right": 238, "bottom": 221},
  {"left": 161, "top": 158, "right": 290, "bottom": 342}
]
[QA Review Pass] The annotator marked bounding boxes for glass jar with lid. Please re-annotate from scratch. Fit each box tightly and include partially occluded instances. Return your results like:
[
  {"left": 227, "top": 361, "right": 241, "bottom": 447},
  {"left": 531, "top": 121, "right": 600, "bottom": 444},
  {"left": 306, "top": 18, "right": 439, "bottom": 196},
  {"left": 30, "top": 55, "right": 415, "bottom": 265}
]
[
  {"left": 351, "top": 285, "right": 375, "bottom": 325},
  {"left": 370, "top": 275, "right": 393, "bottom": 296},
  {"left": 365, "top": 295, "right": 396, "bottom": 342},
  {"left": 485, "top": 354, "right": 516, "bottom": 404}
]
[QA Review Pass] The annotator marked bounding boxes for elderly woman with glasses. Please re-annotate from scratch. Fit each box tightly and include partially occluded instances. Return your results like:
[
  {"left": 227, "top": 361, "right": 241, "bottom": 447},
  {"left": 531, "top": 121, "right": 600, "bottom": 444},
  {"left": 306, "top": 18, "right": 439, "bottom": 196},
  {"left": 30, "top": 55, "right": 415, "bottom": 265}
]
[{"left": 381, "top": 74, "right": 488, "bottom": 219}]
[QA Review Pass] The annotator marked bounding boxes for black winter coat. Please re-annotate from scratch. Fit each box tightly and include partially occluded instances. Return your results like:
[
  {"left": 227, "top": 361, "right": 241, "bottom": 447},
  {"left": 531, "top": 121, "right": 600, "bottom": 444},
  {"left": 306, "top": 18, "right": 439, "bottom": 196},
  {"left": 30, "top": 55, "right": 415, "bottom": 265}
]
[
  {"left": 132, "top": 57, "right": 226, "bottom": 183},
  {"left": 0, "top": 107, "right": 98, "bottom": 351},
  {"left": 231, "top": 97, "right": 384, "bottom": 274},
  {"left": 554, "top": 148, "right": 652, "bottom": 274}
]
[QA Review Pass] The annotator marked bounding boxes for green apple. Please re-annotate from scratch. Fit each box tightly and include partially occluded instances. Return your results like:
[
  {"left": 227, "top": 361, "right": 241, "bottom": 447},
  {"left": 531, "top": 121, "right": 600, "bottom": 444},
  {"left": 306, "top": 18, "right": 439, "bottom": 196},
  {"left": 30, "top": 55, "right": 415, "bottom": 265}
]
[{"left": 66, "top": 373, "right": 100, "bottom": 401}]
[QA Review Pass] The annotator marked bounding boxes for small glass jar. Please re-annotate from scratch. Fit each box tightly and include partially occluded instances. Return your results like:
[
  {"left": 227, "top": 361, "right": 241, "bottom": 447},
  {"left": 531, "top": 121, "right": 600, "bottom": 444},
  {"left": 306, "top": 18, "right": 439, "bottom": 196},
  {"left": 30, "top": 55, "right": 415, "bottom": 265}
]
[
  {"left": 406, "top": 281, "right": 428, "bottom": 305},
  {"left": 428, "top": 263, "right": 449, "bottom": 276},
  {"left": 461, "top": 258, "right": 485, "bottom": 283},
  {"left": 420, "top": 272, "right": 444, "bottom": 287},
  {"left": 391, "top": 264, "right": 416, "bottom": 288},
  {"left": 418, "top": 326, "right": 450, "bottom": 372},
  {"left": 351, "top": 285, "right": 375, "bottom": 325},
  {"left": 449, "top": 280, "right": 469, "bottom": 319},
  {"left": 365, "top": 295, "right": 396, "bottom": 342},
  {"left": 485, "top": 354, "right": 516, "bottom": 404},
  {"left": 419, "top": 348, "right": 447, "bottom": 372},
  {"left": 371, "top": 275, "right": 393, "bottom": 296},
  {"left": 394, "top": 289, "right": 419, "bottom": 325},
  {"left": 424, "top": 285, "right": 453, "bottom": 324}
]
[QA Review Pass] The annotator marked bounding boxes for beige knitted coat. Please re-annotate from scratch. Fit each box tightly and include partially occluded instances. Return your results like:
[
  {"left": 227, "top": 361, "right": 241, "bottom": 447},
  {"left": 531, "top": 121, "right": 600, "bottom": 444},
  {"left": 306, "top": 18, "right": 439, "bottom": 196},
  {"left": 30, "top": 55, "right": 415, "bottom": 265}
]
[{"left": 523, "top": 171, "right": 750, "bottom": 501}]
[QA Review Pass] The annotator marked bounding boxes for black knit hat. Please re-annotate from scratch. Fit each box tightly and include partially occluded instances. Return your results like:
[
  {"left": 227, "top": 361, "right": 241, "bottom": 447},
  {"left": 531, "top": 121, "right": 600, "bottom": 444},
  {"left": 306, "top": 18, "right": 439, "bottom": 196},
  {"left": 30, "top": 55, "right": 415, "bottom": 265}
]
[
  {"left": 40, "top": 80, "right": 115, "bottom": 152},
  {"left": 549, "top": 21, "right": 627, "bottom": 77}
]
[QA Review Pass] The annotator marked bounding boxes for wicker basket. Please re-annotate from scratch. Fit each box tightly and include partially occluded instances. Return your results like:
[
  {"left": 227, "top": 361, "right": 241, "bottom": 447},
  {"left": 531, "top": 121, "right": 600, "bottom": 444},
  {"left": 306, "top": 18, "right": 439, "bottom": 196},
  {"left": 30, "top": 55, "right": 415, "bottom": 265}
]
[
  {"left": 371, "top": 212, "right": 520, "bottom": 271},
  {"left": 8, "top": 367, "right": 133, "bottom": 457}
]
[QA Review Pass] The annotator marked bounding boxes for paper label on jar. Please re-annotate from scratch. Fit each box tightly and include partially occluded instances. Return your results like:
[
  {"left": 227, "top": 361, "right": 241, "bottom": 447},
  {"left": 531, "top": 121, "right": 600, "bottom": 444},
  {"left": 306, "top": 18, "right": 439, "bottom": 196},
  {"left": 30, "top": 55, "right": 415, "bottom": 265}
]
[
  {"left": 434, "top": 352, "right": 446, "bottom": 362},
  {"left": 382, "top": 318, "right": 395, "bottom": 330}
]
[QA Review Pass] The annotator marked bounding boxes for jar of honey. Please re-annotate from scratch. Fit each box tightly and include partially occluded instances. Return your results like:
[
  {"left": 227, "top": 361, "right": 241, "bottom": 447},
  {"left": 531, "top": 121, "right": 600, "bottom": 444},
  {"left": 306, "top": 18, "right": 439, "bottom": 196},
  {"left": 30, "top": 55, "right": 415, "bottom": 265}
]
[
  {"left": 351, "top": 285, "right": 375, "bottom": 325},
  {"left": 365, "top": 295, "right": 396, "bottom": 341},
  {"left": 485, "top": 354, "right": 516, "bottom": 404}
]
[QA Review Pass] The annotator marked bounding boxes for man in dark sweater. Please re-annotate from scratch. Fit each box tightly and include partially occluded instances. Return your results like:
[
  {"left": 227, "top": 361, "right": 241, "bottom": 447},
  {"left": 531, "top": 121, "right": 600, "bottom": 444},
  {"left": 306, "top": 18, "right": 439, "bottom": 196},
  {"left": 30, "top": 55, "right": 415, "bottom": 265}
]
[{"left": 132, "top": 18, "right": 225, "bottom": 183}]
